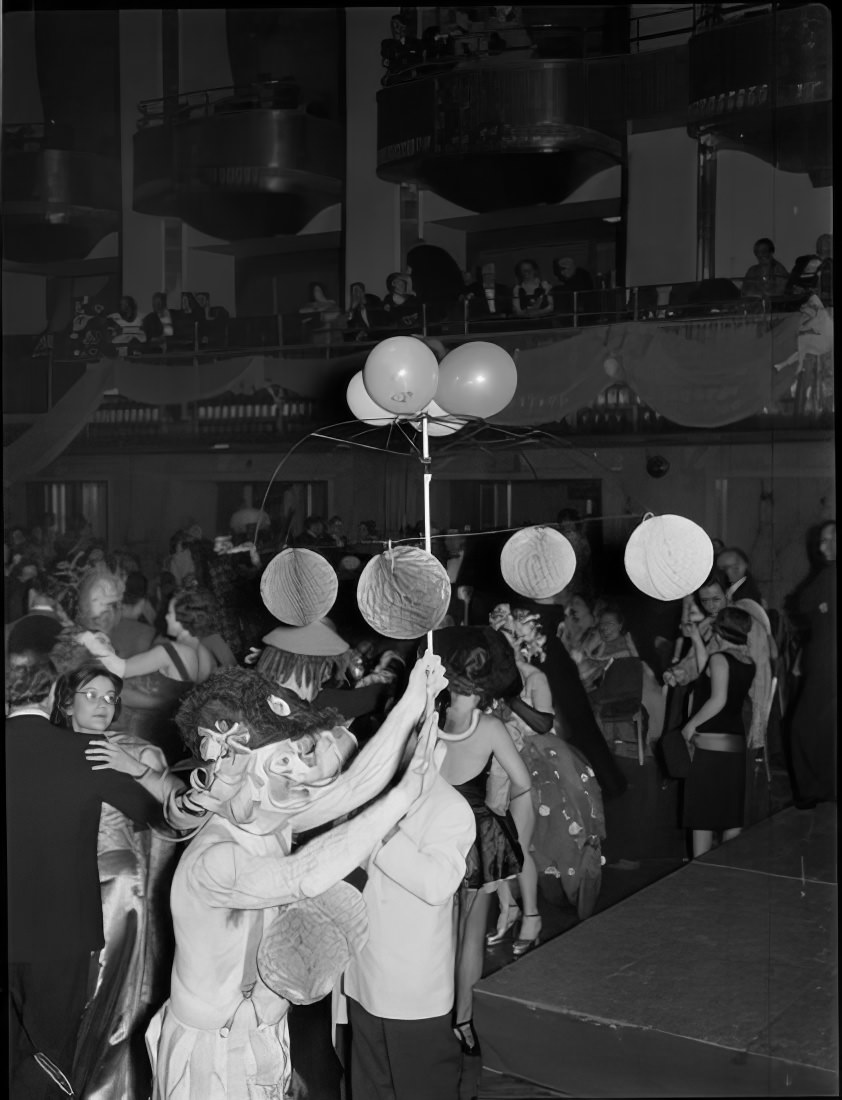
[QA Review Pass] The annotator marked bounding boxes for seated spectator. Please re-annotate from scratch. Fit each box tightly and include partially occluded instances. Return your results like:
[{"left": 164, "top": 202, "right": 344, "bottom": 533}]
[
  {"left": 464, "top": 261, "right": 510, "bottom": 322},
  {"left": 420, "top": 24, "right": 455, "bottom": 66},
  {"left": 380, "top": 12, "right": 422, "bottom": 78},
  {"left": 326, "top": 515, "right": 347, "bottom": 549},
  {"left": 106, "top": 296, "right": 147, "bottom": 355},
  {"left": 194, "top": 291, "right": 228, "bottom": 322},
  {"left": 716, "top": 546, "right": 765, "bottom": 606},
  {"left": 511, "top": 259, "right": 554, "bottom": 320},
  {"left": 345, "top": 282, "right": 382, "bottom": 341},
  {"left": 142, "top": 292, "right": 174, "bottom": 350},
  {"left": 67, "top": 296, "right": 95, "bottom": 356},
  {"left": 559, "top": 594, "right": 604, "bottom": 690},
  {"left": 381, "top": 273, "right": 419, "bottom": 327},
  {"left": 352, "top": 520, "right": 381, "bottom": 554},
  {"left": 741, "top": 238, "right": 789, "bottom": 302},
  {"left": 816, "top": 233, "right": 833, "bottom": 303},
  {"left": 592, "top": 604, "right": 638, "bottom": 660},
  {"left": 551, "top": 256, "right": 594, "bottom": 325},
  {"left": 406, "top": 244, "right": 465, "bottom": 327},
  {"left": 296, "top": 515, "right": 328, "bottom": 547}
]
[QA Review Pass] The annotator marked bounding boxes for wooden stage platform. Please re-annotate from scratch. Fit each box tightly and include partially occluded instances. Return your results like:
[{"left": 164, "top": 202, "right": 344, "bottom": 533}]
[{"left": 474, "top": 805, "right": 838, "bottom": 1097}]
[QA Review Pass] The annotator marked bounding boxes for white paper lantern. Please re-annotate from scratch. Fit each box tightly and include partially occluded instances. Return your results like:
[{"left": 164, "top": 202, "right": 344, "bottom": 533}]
[
  {"left": 500, "top": 526, "right": 577, "bottom": 600},
  {"left": 624, "top": 513, "right": 714, "bottom": 602},
  {"left": 260, "top": 548, "right": 338, "bottom": 626},
  {"left": 357, "top": 546, "right": 451, "bottom": 639}
]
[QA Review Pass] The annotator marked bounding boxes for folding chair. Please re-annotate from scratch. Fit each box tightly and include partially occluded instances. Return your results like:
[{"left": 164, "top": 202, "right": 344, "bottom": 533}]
[{"left": 591, "top": 658, "right": 646, "bottom": 766}]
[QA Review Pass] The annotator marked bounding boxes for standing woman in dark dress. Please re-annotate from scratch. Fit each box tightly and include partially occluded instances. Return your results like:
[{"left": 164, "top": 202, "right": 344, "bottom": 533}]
[
  {"left": 789, "top": 520, "right": 836, "bottom": 808},
  {"left": 433, "top": 631, "right": 535, "bottom": 1059},
  {"left": 681, "top": 606, "right": 756, "bottom": 858}
]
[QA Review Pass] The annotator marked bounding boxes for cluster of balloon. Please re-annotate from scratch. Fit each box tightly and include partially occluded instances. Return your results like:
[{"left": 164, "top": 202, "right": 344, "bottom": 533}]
[
  {"left": 624, "top": 513, "right": 714, "bottom": 601},
  {"left": 346, "top": 335, "right": 517, "bottom": 431}
]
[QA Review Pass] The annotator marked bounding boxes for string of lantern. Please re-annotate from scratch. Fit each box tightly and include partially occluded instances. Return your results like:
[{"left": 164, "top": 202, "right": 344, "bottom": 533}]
[{"left": 253, "top": 334, "right": 716, "bottom": 646}]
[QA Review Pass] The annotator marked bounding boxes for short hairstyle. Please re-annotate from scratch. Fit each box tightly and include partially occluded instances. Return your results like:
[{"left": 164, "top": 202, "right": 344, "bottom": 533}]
[
  {"left": 598, "top": 603, "right": 625, "bottom": 627},
  {"left": 172, "top": 586, "right": 218, "bottom": 638},
  {"left": 50, "top": 662, "right": 123, "bottom": 727},
  {"left": 698, "top": 568, "right": 730, "bottom": 594},
  {"left": 712, "top": 606, "right": 753, "bottom": 646},
  {"left": 6, "top": 652, "right": 57, "bottom": 708},
  {"left": 717, "top": 546, "right": 750, "bottom": 567},
  {"left": 515, "top": 258, "right": 541, "bottom": 280},
  {"left": 754, "top": 237, "right": 775, "bottom": 253}
]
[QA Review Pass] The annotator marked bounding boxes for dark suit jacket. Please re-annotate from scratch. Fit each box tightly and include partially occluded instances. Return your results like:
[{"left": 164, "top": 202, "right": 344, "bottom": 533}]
[{"left": 6, "top": 713, "right": 162, "bottom": 962}]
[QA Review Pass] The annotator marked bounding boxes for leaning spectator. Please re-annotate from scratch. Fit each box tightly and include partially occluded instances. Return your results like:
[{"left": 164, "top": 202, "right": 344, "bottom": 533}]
[
  {"left": 716, "top": 546, "right": 765, "bottom": 606},
  {"left": 511, "top": 259, "right": 554, "bottom": 319},
  {"left": 345, "top": 282, "right": 382, "bottom": 341},
  {"left": 741, "top": 238, "right": 789, "bottom": 302}
]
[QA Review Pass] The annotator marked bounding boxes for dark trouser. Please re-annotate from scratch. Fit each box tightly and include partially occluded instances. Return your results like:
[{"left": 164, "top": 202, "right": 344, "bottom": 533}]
[
  {"left": 347, "top": 997, "right": 461, "bottom": 1100},
  {"left": 9, "top": 952, "right": 93, "bottom": 1099}
]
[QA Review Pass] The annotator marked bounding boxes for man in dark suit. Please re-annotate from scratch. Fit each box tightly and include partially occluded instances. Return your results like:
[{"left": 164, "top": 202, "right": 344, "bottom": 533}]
[{"left": 6, "top": 655, "right": 162, "bottom": 1098}]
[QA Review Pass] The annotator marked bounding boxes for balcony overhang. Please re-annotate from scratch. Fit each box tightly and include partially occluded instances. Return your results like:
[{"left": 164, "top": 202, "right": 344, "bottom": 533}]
[{"left": 427, "top": 197, "right": 620, "bottom": 234}]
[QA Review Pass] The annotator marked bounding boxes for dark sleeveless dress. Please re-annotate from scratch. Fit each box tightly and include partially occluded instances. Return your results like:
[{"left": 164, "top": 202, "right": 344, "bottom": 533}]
[
  {"left": 451, "top": 756, "right": 523, "bottom": 890},
  {"left": 683, "top": 652, "right": 755, "bottom": 830}
]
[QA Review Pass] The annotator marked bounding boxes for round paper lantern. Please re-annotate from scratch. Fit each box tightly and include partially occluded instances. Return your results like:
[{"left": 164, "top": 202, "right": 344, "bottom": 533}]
[
  {"left": 362, "top": 336, "right": 439, "bottom": 415},
  {"left": 500, "top": 526, "right": 577, "bottom": 600},
  {"left": 624, "top": 513, "right": 714, "bottom": 602},
  {"left": 409, "top": 399, "right": 469, "bottom": 437},
  {"left": 357, "top": 545, "right": 451, "bottom": 639},
  {"left": 346, "top": 371, "right": 395, "bottom": 427},
  {"left": 435, "top": 341, "right": 517, "bottom": 418},
  {"left": 260, "top": 548, "right": 338, "bottom": 626}
]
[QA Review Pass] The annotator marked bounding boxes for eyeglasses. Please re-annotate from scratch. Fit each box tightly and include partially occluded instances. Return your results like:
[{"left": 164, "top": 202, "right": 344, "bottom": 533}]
[{"left": 74, "top": 690, "right": 120, "bottom": 706}]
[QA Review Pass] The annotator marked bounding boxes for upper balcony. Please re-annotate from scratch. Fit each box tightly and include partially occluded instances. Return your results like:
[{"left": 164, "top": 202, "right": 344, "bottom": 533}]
[{"left": 3, "top": 278, "right": 833, "bottom": 479}]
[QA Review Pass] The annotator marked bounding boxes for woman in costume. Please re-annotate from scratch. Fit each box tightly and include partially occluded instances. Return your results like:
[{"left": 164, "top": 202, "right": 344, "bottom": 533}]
[
  {"left": 680, "top": 606, "right": 756, "bottom": 857},
  {"left": 488, "top": 605, "right": 606, "bottom": 928},
  {"left": 432, "top": 627, "right": 535, "bottom": 1059},
  {"left": 51, "top": 662, "right": 186, "bottom": 1099},
  {"left": 76, "top": 586, "right": 217, "bottom": 764}
]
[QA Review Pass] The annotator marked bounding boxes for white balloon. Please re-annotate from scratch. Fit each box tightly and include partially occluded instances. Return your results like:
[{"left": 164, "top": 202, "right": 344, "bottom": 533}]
[
  {"left": 409, "top": 399, "right": 468, "bottom": 437},
  {"left": 346, "top": 371, "right": 397, "bottom": 427},
  {"left": 624, "top": 513, "right": 714, "bottom": 602}
]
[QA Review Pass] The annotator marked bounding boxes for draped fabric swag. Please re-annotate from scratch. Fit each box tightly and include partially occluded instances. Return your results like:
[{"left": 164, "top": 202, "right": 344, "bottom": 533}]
[{"left": 3, "top": 311, "right": 828, "bottom": 485}]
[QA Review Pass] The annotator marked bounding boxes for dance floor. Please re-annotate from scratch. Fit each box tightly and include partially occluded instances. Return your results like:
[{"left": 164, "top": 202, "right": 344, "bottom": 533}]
[{"left": 473, "top": 804, "right": 838, "bottom": 1098}]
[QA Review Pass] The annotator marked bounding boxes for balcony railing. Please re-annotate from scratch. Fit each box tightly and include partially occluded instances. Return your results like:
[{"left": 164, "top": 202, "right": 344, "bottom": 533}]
[{"left": 4, "top": 281, "right": 832, "bottom": 450}]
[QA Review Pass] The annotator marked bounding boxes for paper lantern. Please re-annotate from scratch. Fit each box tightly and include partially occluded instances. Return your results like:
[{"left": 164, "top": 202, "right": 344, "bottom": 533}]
[
  {"left": 357, "top": 545, "right": 451, "bottom": 639},
  {"left": 362, "top": 336, "right": 439, "bottom": 415},
  {"left": 435, "top": 341, "right": 518, "bottom": 418},
  {"left": 346, "top": 371, "right": 396, "bottom": 427},
  {"left": 258, "top": 881, "right": 368, "bottom": 1005},
  {"left": 260, "top": 548, "right": 338, "bottom": 626},
  {"left": 409, "top": 400, "right": 469, "bottom": 437},
  {"left": 500, "top": 526, "right": 577, "bottom": 600},
  {"left": 624, "top": 513, "right": 714, "bottom": 602}
]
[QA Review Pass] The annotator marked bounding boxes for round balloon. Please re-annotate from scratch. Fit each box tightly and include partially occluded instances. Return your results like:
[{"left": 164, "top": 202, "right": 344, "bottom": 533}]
[
  {"left": 435, "top": 341, "right": 517, "bottom": 418},
  {"left": 624, "top": 513, "right": 714, "bottom": 602},
  {"left": 346, "top": 371, "right": 395, "bottom": 427},
  {"left": 363, "top": 336, "right": 439, "bottom": 415},
  {"left": 409, "top": 399, "right": 468, "bottom": 437}
]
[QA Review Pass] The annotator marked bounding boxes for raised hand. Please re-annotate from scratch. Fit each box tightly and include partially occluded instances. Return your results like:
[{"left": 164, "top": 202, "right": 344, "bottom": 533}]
[
  {"left": 75, "top": 630, "right": 116, "bottom": 658},
  {"left": 85, "top": 740, "right": 146, "bottom": 777}
]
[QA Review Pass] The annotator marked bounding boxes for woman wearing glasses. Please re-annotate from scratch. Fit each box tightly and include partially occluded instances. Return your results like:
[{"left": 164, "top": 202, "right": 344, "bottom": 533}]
[{"left": 51, "top": 663, "right": 186, "bottom": 1099}]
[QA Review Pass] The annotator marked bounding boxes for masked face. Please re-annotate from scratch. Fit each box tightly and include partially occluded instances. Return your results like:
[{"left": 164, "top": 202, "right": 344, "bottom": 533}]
[
  {"left": 84, "top": 579, "right": 122, "bottom": 633},
  {"left": 191, "top": 717, "right": 357, "bottom": 834}
]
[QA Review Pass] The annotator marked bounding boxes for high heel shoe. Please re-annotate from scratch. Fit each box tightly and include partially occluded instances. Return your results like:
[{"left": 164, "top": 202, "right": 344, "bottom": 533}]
[
  {"left": 485, "top": 903, "right": 522, "bottom": 945},
  {"left": 453, "top": 1019, "right": 481, "bottom": 1057},
  {"left": 512, "top": 913, "right": 542, "bottom": 957}
]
